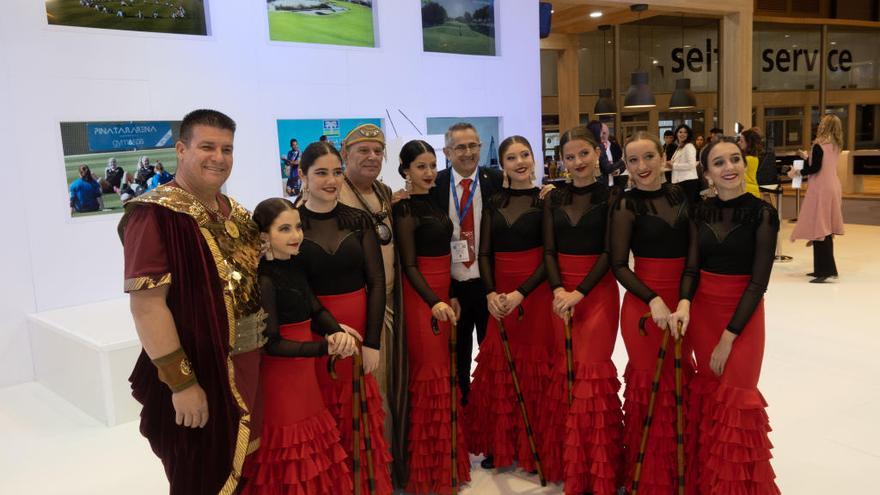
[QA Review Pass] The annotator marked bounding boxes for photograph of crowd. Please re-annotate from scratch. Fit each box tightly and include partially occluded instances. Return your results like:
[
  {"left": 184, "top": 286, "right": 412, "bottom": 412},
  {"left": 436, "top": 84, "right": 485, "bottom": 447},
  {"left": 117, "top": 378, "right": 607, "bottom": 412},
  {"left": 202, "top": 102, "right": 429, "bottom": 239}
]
[
  {"left": 276, "top": 117, "right": 381, "bottom": 197},
  {"left": 45, "top": 0, "right": 208, "bottom": 35},
  {"left": 61, "top": 120, "right": 180, "bottom": 218},
  {"left": 267, "top": 0, "right": 375, "bottom": 47},
  {"left": 421, "top": 0, "right": 495, "bottom": 56}
]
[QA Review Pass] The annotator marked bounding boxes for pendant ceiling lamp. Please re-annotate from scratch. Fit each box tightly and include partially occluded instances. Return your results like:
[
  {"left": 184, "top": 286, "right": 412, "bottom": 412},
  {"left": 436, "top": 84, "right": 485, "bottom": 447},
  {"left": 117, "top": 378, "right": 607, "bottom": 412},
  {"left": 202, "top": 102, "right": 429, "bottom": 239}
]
[
  {"left": 669, "top": 14, "right": 696, "bottom": 110},
  {"left": 624, "top": 4, "right": 656, "bottom": 109},
  {"left": 594, "top": 24, "right": 617, "bottom": 115}
]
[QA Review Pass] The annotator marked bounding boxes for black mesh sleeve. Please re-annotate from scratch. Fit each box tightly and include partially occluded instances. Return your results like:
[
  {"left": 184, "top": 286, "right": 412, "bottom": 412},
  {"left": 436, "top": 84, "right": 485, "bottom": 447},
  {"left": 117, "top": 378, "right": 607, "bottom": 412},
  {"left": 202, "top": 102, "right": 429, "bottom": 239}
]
[
  {"left": 609, "top": 198, "right": 659, "bottom": 303},
  {"left": 543, "top": 198, "right": 563, "bottom": 290},
  {"left": 307, "top": 279, "right": 344, "bottom": 337},
  {"left": 478, "top": 206, "right": 496, "bottom": 294},
  {"left": 360, "top": 221, "right": 386, "bottom": 349},
  {"left": 394, "top": 205, "right": 442, "bottom": 308},
  {"left": 679, "top": 218, "right": 701, "bottom": 301},
  {"left": 801, "top": 143, "right": 823, "bottom": 176},
  {"left": 726, "top": 206, "right": 779, "bottom": 334},
  {"left": 575, "top": 252, "right": 611, "bottom": 296},
  {"left": 259, "top": 275, "right": 328, "bottom": 358},
  {"left": 516, "top": 258, "right": 546, "bottom": 296}
]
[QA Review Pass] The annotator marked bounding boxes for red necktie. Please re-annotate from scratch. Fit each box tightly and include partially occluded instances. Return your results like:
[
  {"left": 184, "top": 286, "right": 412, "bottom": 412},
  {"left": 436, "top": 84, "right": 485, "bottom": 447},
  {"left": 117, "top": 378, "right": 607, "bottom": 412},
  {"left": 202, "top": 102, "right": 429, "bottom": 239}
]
[{"left": 459, "top": 178, "right": 476, "bottom": 268}]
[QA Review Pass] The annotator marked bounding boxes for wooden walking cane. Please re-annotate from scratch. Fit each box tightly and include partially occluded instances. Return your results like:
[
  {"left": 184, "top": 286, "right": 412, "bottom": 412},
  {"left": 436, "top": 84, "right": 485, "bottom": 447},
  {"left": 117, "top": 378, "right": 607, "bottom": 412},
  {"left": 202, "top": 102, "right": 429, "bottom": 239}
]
[
  {"left": 564, "top": 310, "right": 575, "bottom": 406},
  {"left": 673, "top": 326, "right": 686, "bottom": 495},
  {"left": 631, "top": 313, "right": 672, "bottom": 495},
  {"left": 495, "top": 315, "right": 547, "bottom": 487},
  {"left": 356, "top": 351, "right": 377, "bottom": 495}
]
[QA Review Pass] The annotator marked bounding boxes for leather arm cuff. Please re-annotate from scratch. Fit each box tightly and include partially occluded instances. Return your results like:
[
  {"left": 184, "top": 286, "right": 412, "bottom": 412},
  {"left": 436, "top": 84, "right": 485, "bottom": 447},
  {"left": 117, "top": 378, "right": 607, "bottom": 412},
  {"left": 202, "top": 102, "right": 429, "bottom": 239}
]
[{"left": 152, "top": 347, "right": 197, "bottom": 393}]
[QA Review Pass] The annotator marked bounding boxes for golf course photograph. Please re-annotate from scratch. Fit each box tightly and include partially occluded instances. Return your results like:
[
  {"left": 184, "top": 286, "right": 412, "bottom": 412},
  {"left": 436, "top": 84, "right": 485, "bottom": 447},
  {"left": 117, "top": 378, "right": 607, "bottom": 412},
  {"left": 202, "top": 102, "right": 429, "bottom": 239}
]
[
  {"left": 267, "top": 0, "right": 375, "bottom": 47},
  {"left": 422, "top": 0, "right": 495, "bottom": 56},
  {"left": 45, "top": 0, "right": 208, "bottom": 35}
]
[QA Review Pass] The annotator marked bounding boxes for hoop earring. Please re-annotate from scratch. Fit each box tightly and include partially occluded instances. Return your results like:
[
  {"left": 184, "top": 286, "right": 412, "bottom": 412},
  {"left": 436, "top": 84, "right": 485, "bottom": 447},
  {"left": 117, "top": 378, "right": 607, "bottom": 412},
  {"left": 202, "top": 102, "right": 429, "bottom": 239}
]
[
  {"left": 301, "top": 184, "right": 310, "bottom": 202},
  {"left": 529, "top": 170, "right": 536, "bottom": 183},
  {"left": 404, "top": 176, "right": 412, "bottom": 193},
  {"left": 503, "top": 170, "right": 509, "bottom": 188}
]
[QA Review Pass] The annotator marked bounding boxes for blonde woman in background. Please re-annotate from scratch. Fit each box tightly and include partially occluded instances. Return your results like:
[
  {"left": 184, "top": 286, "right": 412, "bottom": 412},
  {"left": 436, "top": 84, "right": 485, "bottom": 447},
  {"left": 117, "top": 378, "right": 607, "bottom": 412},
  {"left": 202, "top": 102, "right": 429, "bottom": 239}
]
[{"left": 789, "top": 114, "right": 845, "bottom": 283}]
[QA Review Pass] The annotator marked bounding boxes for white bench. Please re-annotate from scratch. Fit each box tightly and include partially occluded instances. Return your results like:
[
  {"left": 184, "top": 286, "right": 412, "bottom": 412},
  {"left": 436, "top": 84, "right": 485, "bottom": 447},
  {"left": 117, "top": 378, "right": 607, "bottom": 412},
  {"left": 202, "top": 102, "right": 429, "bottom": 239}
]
[{"left": 27, "top": 297, "right": 142, "bottom": 426}]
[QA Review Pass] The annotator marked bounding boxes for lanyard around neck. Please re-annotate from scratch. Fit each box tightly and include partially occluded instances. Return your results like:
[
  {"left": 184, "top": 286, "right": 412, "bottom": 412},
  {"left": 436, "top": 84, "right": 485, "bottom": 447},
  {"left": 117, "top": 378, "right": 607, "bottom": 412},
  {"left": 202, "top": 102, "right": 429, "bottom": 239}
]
[{"left": 450, "top": 175, "right": 479, "bottom": 222}]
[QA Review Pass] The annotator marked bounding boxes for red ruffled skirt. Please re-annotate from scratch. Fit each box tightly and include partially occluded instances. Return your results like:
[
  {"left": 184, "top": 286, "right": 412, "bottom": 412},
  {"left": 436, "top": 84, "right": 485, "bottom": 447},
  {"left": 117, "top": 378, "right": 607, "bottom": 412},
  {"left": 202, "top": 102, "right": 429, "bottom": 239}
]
[
  {"left": 620, "top": 257, "right": 694, "bottom": 495},
  {"left": 316, "top": 289, "right": 393, "bottom": 495},
  {"left": 540, "top": 254, "right": 623, "bottom": 495},
  {"left": 241, "top": 320, "right": 352, "bottom": 495},
  {"left": 686, "top": 271, "right": 780, "bottom": 495},
  {"left": 402, "top": 254, "right": 470, "bottom": 494},
  {"left": 466, "top": 247, "right": 555, "bottom": 472}
]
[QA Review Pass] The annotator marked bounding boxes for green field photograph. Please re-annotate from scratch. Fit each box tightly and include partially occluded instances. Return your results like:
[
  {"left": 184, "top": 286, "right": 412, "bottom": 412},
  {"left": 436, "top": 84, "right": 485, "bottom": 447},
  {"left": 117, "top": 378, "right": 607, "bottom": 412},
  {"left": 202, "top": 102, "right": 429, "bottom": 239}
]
[
  {"left": 267, "top": 0, "right": 375, "bottom": 47},
  {"left": 45, "top": 0, "right": 207, "bottom": 36},
  {"left": 61, "top": 121, "right": 180, "bottom": 218},
  {"left": 422, "top": 0, "right": 495, "bottom": 56}
]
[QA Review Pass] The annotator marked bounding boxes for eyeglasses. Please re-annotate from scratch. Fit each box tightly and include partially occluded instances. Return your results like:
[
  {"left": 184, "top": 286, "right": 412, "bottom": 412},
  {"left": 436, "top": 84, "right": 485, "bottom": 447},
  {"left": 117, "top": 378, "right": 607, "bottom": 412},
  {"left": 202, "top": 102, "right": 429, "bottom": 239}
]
[{"left": 451, "top": 142, "right": 482, "bottom": 154}]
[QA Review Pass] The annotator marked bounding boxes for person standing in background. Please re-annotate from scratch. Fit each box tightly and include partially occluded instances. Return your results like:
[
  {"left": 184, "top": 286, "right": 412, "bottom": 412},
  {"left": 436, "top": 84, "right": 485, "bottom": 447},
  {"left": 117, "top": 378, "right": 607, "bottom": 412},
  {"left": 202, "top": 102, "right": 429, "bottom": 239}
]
[
  {"left": 587, "top": 120, "right": 625, "bottom": 188},
  {"left": 738, "top": 128, "right": 764, "bottom": 199},
  {"left": 669, "top": 124, "right": 701, "bottom": 204},
  {"left": 789, "top": 114, "right": 845, "bottom": 283}
]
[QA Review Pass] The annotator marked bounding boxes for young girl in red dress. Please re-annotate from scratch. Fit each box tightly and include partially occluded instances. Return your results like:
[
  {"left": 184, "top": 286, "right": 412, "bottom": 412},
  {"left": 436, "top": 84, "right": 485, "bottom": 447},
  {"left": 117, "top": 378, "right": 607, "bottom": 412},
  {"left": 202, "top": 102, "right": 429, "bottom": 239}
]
[
  {"left": 541, "top": 126, "right": 623, "bottom": 494},
  {"left": 609, "top": 132, "right": 695, "bottom": 494},
  {"left": 467, "top": 136, "right": 558, "bottom": 477},
  {"left": 680, "top": 138, "right": 781, "bottom": 494},
  {"left": 242, "top": 197, "right": 359, "bottom": 494}
]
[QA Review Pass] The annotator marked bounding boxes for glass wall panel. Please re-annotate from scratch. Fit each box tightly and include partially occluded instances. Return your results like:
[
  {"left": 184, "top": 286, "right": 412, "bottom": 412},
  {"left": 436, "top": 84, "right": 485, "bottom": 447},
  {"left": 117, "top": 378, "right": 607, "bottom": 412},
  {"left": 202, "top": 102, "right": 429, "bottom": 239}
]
[{"left": 541, "top": 50, "right": 559, "bottom": 97}]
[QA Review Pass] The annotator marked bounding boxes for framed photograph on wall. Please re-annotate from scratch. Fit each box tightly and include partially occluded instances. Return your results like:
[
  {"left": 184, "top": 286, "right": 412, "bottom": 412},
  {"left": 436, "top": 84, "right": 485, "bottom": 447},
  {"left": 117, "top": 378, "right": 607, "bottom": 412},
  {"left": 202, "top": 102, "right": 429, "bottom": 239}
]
[
  {"left": 276, "top": 117, "right": 382, "bottom": 198},
  {"left": 427, "top": 116, "right": 500, "bottom": 169},
  {"left": 45, "top": 1, "right": 209, "bottom": 36},
  {"left": 421, "top": 0, "right": 495, "bottom": 56},
  {"left": 267, "top": 1, "right": 376, "bottom": 47},
  {"left": 60, "top": 120, "right": 181, "bottom": 218}
]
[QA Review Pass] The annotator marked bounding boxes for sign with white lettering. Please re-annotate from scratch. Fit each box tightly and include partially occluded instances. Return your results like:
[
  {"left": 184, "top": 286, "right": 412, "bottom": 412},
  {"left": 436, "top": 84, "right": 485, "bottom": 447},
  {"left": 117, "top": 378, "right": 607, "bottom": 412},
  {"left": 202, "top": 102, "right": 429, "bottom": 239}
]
[{"left": 87, "top": 122, "right": 173, "bottom": 152}]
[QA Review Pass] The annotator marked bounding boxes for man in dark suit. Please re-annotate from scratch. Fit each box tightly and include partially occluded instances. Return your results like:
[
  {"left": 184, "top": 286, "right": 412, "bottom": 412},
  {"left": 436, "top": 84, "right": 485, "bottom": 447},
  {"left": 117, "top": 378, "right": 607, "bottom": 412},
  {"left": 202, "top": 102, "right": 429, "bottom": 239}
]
[{"left": 430, "top": 122, "right": 503, "bottom": 405}]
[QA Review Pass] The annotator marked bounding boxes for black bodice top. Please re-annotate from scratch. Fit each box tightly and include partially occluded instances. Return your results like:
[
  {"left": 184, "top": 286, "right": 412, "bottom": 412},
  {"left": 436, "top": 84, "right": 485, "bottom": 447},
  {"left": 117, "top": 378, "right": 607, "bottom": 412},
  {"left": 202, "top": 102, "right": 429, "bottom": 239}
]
[
  {"left": 609, "top": 183, "right": 690, "bottom": 303},
  {"left": 258, "top": 258, "right": 344, "bottom": 357},
  {"left": 479, "top": 187, "right": 546, "bottom": 296},
  {"left": 296, "top": 203, "right": 385, "bottom": 349},
  {"left": 392, "top": 194, "right": 453, "bottom": 308},
  {"left": 680, "top": 193, "right": 779, "bottom": 334},
  {"left": 543, "top": 182, "right": 613, "bottom": 294}
]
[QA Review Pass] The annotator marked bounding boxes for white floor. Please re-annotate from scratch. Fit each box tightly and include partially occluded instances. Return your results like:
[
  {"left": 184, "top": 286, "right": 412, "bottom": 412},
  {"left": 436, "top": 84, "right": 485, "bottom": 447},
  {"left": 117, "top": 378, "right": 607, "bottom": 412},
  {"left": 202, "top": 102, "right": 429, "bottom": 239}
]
[{"left": 2, "top": 222, "right": 878, "bottom": 494}]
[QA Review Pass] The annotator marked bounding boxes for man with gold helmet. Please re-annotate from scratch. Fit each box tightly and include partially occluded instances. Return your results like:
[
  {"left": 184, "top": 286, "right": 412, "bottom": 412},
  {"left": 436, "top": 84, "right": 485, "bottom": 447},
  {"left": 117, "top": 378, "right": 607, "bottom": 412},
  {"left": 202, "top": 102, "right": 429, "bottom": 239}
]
[{"left": 337, "top": 123, "right": 410, "bottom": 485}]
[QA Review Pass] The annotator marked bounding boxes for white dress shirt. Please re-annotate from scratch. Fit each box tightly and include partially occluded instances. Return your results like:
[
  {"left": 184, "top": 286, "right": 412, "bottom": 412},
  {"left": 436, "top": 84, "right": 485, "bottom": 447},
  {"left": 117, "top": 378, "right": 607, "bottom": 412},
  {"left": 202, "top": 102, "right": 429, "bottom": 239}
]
[{"left": 448, "top": 167, "right": 483, "bottom": 282}]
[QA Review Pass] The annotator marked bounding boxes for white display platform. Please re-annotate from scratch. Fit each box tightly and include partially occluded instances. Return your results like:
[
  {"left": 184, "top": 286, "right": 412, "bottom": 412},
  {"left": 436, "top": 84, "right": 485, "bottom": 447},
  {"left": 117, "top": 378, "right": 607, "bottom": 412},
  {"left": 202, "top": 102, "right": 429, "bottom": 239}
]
[{"left": 27, "top": 297, "right": 141, "bottom": 426}]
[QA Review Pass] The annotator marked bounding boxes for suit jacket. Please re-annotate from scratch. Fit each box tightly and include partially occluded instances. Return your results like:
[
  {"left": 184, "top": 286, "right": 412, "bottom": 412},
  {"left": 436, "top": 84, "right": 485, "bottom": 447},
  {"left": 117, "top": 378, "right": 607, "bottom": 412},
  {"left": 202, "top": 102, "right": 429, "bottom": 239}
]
[
  {"left": 431, "top": 166, "right": 504, "bottom": 209},
  {"left": 599, "top": 141, "right": 625, "bottom": 184}
]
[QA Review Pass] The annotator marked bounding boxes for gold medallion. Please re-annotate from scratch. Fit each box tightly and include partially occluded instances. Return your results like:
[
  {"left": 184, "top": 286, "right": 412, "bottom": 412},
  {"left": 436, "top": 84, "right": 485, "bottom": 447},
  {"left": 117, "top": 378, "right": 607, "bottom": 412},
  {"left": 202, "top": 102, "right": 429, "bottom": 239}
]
[{"left": 224, "top": 220, "right": 240, "bottom": 238}]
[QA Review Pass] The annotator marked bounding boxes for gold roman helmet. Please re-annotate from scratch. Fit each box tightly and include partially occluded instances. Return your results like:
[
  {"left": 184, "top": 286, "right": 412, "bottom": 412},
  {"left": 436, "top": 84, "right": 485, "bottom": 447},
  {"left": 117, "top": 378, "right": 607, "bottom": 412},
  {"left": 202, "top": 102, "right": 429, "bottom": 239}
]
[{"left": 342, "top": 123, "right": 385, "bottom": 149}]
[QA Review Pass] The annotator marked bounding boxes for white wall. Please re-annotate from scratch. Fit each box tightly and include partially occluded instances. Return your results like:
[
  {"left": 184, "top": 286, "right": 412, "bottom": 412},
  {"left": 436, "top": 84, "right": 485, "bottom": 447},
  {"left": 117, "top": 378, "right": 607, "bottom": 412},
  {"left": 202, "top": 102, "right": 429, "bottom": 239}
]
[{"left": 0, "top": 1, "right": 541, "bottom": 387}]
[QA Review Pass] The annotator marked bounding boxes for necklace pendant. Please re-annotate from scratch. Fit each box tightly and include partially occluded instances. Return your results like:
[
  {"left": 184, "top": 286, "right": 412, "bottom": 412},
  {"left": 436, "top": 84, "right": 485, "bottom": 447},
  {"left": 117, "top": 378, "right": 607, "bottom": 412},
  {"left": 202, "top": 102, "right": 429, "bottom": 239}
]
[{"left": 224, "top": 220, "right": 240, "bottom": 238}]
